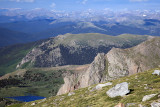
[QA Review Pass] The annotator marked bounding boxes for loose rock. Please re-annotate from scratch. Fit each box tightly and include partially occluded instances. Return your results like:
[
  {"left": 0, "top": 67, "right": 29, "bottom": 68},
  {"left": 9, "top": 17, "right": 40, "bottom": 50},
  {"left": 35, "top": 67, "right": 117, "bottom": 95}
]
[
  {"left": 68, "top": 92, "right": 75, "bottom": 96},
  {"left": 31, "top": 102, "right": 36, "bottom": 106},
  {"left": 95, "top": 82, "right": 112, "bottom": 90},
  {"left": 151, "top": 102, "right": 160, "bottom": 107},
  {"left": 138, "top": 104, "right": 147, "bottom": 107},
  {"left": 142, "top": 94, "right": 157, "bottom": 102},
  {"left": 106, "top": 82, "right": 130, "bottom": 98},
  {"left": 126, "top": 103, "right": 136, "bottom": 107}
]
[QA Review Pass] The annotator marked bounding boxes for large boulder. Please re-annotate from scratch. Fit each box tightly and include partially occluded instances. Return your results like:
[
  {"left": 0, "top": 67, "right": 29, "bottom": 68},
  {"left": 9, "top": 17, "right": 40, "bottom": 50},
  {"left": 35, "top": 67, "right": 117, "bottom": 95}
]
[
  {"left": 106, "top": 82, "right": 130, "bottom": 98},
  {"left": 142, "top": 94, "right": 157, "bottom": 102},
  {"left": 152, "top": 70, "right": 160, "bottom": 76}
]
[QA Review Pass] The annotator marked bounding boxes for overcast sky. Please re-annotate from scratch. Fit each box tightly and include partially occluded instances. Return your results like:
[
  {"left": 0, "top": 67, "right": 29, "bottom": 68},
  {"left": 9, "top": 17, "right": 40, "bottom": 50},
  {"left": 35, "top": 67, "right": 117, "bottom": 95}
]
[{"left": 0, "top": 0, "right": 160, "bottom": 11}]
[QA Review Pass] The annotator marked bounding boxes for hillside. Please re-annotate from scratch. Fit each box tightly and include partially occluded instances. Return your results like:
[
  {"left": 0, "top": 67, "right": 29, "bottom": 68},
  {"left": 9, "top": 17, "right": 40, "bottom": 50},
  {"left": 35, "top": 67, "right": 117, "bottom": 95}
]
[
  {"left": 0, "top": 65, "right": 89, "bottom": 107},
  {"left": 0, "top": 40, "right": 46, "bottom": 76},
  {"left": 0, "top": 27, "right": 35, "bottom": 47},
  {"left": 17, "top": 33, "right": 150, "bottom": 69},
  {"left": 56, "top": 37, "right": 160, "bottom": 95},
  {"left": 1, "top": 37, "right": 160, "bottom": 107},
  {"left": 10, "top": 68, "right": 160, "bottom": 107}
]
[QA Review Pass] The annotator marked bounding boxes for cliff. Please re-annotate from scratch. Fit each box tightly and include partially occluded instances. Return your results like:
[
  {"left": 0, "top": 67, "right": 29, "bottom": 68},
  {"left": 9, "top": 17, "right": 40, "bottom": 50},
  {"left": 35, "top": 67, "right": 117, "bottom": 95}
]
[{"left": 57, "top": 37, "right": 160, "bottom": 95}]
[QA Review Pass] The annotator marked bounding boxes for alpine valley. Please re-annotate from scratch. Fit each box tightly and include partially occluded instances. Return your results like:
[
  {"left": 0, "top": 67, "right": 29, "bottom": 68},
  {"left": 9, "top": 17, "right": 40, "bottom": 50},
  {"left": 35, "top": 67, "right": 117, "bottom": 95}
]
[{"left": 1, "top": 9, "right": 160, "bottom": 107}]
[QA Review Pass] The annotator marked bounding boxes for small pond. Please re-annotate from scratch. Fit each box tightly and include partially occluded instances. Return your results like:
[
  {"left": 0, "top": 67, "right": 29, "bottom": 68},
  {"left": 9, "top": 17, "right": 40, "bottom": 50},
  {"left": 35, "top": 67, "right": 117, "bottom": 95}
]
[{"left": 7, "top": 96, "right": 46, "bottom": 102}]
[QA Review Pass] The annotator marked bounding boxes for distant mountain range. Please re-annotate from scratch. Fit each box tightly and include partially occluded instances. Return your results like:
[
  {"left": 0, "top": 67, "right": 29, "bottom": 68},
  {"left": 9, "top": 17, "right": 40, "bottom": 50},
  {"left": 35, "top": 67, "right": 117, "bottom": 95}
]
[{"left": 0, "top": 17, "right": 160, "bottom": 47}]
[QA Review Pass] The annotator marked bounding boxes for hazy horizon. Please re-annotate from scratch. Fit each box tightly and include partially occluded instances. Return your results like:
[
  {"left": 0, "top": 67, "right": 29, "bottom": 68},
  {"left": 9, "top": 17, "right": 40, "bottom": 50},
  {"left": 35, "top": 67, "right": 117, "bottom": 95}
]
[{"left": 0, "top": 0, "right": 160, "bottom": 12}]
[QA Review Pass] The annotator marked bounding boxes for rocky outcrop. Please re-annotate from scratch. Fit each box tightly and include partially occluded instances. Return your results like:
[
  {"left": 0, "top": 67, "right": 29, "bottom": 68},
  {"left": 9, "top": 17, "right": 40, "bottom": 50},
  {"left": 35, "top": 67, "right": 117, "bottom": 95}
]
[
  {"left": 57, "top": 65, "right": 89, "bottom": 95},
  {"left": 16, "top": 48, "right": 43, "bottom": 68},
  {"left": 80, "top": 53, "right": 106, "bottom": 88},
  {"left": 57, "top": 37, "right": 160, "bottom": 95},
  {"left": 104, "top": 37, "right": 160, "bottom": 80},
  {"left": 57, "top": 53, "right": 107, "bottom": 95}
]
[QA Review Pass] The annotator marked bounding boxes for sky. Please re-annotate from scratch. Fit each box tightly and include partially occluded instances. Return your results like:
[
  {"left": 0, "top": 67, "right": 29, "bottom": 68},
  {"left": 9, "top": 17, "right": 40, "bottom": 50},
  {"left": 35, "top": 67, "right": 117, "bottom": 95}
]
[{"left": 0, "top": 0, "right": 160, "bottom": 11}]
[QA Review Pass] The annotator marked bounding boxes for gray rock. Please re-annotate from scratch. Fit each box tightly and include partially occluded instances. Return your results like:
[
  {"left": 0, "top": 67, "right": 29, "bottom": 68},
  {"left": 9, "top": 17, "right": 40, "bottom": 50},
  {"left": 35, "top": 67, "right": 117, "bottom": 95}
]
[
  {"left": 95, "top": 82, "right": 112, "bottom": 90},
  {"left": 152, "top": 70, "right": 160, "bottom": 76},
  {"left": 68, "top": 92, "right": 75, "bottom": 96},
  {"left": 106, "top": 82, "right": 130, "bottom": 98},
  {"left": 142, "top": 94, "right": 157, "bottom": 102},
  {"left": 126, "top": 103, "right": 136, "bottom": 107},
  {"left": 31, "top": 102, "right": 36, "bottom": 106},
  {"left": 138, "top": 104, "right": 147, "bottom": 107},
  {"left": 151, "top": 102, "right": 160, "bottom": 107}
]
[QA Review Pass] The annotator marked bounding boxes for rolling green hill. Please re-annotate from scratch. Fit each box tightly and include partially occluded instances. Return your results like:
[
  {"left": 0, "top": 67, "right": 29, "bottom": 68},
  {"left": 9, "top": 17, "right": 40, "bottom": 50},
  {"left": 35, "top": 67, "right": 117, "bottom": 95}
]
[
  {"left": 0, "top": 40, "right": 46, "bottom": 76},
  {"left": 0, "top": 27, "right": 35, "bottom": 47}
]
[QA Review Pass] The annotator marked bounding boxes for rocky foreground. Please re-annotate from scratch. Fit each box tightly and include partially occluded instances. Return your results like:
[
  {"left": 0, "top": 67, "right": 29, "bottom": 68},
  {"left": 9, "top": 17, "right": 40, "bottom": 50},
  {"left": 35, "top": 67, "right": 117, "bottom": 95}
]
[{"left": 14, "top": 69, "right": 160, "bottom": 107}]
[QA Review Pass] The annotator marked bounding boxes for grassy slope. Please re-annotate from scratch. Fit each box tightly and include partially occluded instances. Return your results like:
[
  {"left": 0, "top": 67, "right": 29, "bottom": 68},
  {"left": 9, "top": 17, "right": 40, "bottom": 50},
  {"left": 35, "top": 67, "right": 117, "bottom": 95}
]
[
  {"left": 0, "top": 40, "right": 45, "bottom": 76},
  {"left": 54, "top": 33, "right": 149, "bottom": 47},
  {"left": 15, "top": 68, "right": 160, "bottom": 107},
  {"left": 0, "top": 68, "right": 64, "bottom": 98},
  {"left": 0, "top": 27, "right": 37, "bottom": 47}
]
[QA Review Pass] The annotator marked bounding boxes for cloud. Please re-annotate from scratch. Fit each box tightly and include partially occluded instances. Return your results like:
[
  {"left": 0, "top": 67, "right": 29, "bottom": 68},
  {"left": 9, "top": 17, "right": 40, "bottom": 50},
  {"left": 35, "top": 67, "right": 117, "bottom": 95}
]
[
  {"left": 50, "top": 2, "right": 56, "bottom": 8},
  {"left": 82, "top": 0, "right": 88, "bottom": 4},
  {"left": 10, "top": 0, "right": 34, "bottom": 2},
  {"left": 0, "top": 8, "right": 21, "bottom": 10},
  {"left": 130, "top": 0, "right": 148, "bottom": 2}
]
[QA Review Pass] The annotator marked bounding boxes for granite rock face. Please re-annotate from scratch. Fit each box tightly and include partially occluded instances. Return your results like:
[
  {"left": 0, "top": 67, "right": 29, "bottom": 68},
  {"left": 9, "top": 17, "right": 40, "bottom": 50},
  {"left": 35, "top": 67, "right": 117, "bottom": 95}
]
[
  {"left": 57, "top": 53, "right": 107, "bottom": 95},
  {"left": 57, "top": 37, "right": 160, "bottom": 95},
  {"left": 80, "top": 53, "right": 106, "bottom": 88},
  {"left": 104, "top": 37, "right": 160, "bottom": 81},
  {"left": 106, "top": 82, "right": 130, "bottom": 98}
]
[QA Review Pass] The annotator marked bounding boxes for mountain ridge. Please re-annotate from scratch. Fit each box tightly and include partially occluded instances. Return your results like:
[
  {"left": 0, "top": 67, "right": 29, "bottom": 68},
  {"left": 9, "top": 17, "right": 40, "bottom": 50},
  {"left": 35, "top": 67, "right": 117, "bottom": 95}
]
[
  {"left": 57, "top": 37, "right": 160, "bottom": 95},
  {"left": 17, "top": 33, "right": 150, "bottom": 69}
]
